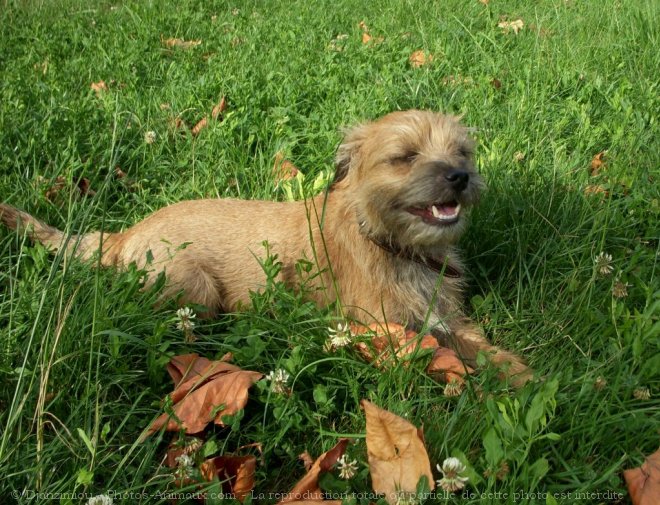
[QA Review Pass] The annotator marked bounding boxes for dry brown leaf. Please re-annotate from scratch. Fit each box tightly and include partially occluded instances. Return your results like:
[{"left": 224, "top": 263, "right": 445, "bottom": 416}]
[
  {"left": 201, "top": 455, "right": 256, "bottom": 502},
  {"left": 362, "top": 400, "right": 434, "bottom": 502},
  {"left": 191, "top": 117, "right": 208, "bottom": 136},
  {"left": 212, "top": 96, "right": 227, "bottom": 120},
  {"left": 491, "top": 78, "right": 502, "bottom": 89},
  {"left": 353, "top": 322, "right": 438, "bottom": 368},
  {"left": 279, "top": 439, "right": 349, "bottom": 503},
  {"left": 43, "top": 176, "right": 95, "bottom": 201},
  {"left": 358, "top": 21, "right": 369, "bottom": 32},
  {"left": 114, "top": 167, "right": 128, "bottom": 179},
  {"left": 498, "top": 19, "right": 524, "bottom": 34},
  {"left": 362, "top": 32, "right": 372, "bottom": 44},
  {"left": 624, "top": 446, "right": 660, "bottom": 505},
  {"left": 479, "top": 0, "right": 490, "bottom": 4},
  {"left": 90, "top": 80, "right": 108, "bottom": 96},
  {"left": 163, "top": 37, "right": 202, "bottom": 49},
  {"left": 589, "top": 151, "right": 607, "bottom": 176},
  {"left": 148, "top": 354, "right": 262, "bottom": 435},
  {"left": 273, "top": 151, "right": 300, "bottom": 184},
  {"left": 426, "top": 347, "right": 474, "bottom": 384},
  {"left": 584, "top": 184, "right": 609, "bottom": 198},
  {"left": 409, "top": 50, "right": 433, "bottom": 68}
]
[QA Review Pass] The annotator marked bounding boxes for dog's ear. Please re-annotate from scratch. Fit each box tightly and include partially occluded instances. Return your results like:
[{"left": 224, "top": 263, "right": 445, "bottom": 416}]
[{"left": 333, "top": 123, "right": 369, "bottom": 187}]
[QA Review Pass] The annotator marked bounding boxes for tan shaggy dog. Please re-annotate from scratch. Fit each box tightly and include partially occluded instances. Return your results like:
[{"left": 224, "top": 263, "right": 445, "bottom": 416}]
[{"left": 0, "top": 110, "right": 531, "bottom": 385}]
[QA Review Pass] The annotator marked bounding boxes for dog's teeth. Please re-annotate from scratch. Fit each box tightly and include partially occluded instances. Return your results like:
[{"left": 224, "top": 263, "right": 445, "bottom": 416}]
[{"left": 431, "top": 205, "right": 440, "bottom": 218}]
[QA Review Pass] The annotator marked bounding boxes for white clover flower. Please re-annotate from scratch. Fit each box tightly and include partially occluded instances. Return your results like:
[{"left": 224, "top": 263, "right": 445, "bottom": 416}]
[
  {"left": 325, "top": 322, "right": 352, "bottom": 351},
  {"left": 176, "top": 307, "right": 196, "bottom": 341},
  {"left": 612, "top": 279, "right": 629, "bottom": 298},
  {"left": 594, "top": 252, "right": 614, "bottom": 276},
  {"left": 443, "top": 379, "right": 464, "bottom": 397},
  {"left": 144, "top": 130, "right": 157, "bottom": 144},
  {"left": 266, "top": 369, "right": 291, "bottom": 394},
  {"left": 174, "top": 453, "right": 195, "bottom": 479},
  {"left": 437, "top": 457, "right": 469, "bottom": 492},
  {"left": 87, "top": 495, "right": 113, "bottom": 505},
  {"left": 336, "top": 454, "right": 358, "bottom": 479}
]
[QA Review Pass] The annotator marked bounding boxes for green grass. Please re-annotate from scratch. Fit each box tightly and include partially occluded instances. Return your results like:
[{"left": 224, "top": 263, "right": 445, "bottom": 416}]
[{"left": 1, "top": 0, "right": 658, "bottom": 503}]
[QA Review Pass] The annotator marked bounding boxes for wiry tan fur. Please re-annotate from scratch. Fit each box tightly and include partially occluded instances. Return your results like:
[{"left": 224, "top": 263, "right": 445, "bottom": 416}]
[{"left": 0, "top": 110, "right": 531, "bottom": 385}]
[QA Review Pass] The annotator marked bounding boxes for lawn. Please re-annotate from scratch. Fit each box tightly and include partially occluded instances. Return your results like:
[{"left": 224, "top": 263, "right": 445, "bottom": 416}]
[{"left": 0, "top": 0, "right": 658, "bottom": 504}]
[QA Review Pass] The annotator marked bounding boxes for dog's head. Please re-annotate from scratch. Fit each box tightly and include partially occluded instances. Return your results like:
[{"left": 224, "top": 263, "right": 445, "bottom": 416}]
[{"left": 333, "top": 110, "right": 484, "bottom": 251}]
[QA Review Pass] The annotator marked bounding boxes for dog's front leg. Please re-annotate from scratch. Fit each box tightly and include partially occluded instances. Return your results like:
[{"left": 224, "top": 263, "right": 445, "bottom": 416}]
[{"left": 441, "top": 317, "right": 533, "bottom": 387}]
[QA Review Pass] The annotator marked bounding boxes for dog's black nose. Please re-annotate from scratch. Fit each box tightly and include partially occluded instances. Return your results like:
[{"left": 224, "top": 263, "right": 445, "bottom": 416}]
[{"left": 445, "top": 170, "right": 469, "bottom": 192}]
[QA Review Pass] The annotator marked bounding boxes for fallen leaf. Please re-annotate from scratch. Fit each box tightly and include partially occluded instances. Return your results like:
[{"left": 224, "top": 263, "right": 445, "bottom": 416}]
[
  {"left": 352, "top": 322, "right": 438, "bottom": 368},
  {"left": 201, "top": 455, "right": 256, "bottom": 502},
  {"left": 162, "top": 37, "right": 202, "bottom": 49},
  {"left": 584, "top": 184, "right": 609, "bottom": 198},
  {"left": 75, "top": 177, "right": 96, "bottom": 197},
  {"left": 362, "top": 400, "right": 434, "bottom": 502},
  {"left": 479, "top": 0, "right": 489, "bottom": 4},
  {"left": 211, "top": 96, "right": 227, "bottom": 120},
  {"left": 362, "top": 32, "right": 372, "bottom": 44},
  {"left": 148, "top": 354, "right": 262, "bottom": 435},
  {"left": 191, "top": 117, "right": 208, "bottom": 136},
  {"left": 498, "top": 19, "right": 524, "bottom": 34},
  {"left": 114, "top": 167, "right": 128, "bottom": 179},
  {"left": 43, "top": 176, "right": 95, "bottom": 201},
  {"left": 358, "top": 21, "right": 369, "bottom": 32},
  {"left": 491, "top": 78, "right": 502, "bottom": 89},
  {"left": 426, "top": 347, "right": 474, "bottom": 384},
  {"left": 279, "top": 439, "right": 349, "bottom": 503},
  {"left": 273, "top": 152, "right": 300, "bottom": 184},
  {"left": 624, "top": 446, "right": 660, "bottom": 505},
  {"left": 90, "top": 80, "right": 108, "bottom": 96},
  {"left": 589, "top": 151, "right": 607, "bottom": 176},
  {"left": 409, "top": 50, "right": 433, "bottom": 68}
]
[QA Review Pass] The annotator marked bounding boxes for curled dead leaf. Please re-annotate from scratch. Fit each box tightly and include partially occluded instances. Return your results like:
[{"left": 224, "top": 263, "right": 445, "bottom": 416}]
[
  {"left": 162, "top": 37, "right": 202, "bottom": 49},
  {"left": 211, "top": 96, "right": 227, "bottom": 120},
  {"left": 584, "top": 184, "right": 609, "bottom": 198},
  {"left": 273, "top": 151, "right": 300, "bottom": 184},
  {"left": 362, "top": 400, "right": 434, "bottom": 502},
  {"left": 90, "top": 80, "right": 108, "bottom": 96},
  {"left": 624, "top": 446, "right": 660, "bottom": 505},
  {"left": 279, "top": 439, "right": 349, "bottom": 503},
  {"left": 352, "top": 322, "right": 438, "bottom": 368},
  {"left": 191, "top": 117, "right": 209, "bottom": 136},
  {"left": 201, "top": 455, "right": 256, "bottom": 502},
  {"left": 498, "top": 19, "right": 524, "bottom": 34},
  {"left": 43, "top": 176, "right": 96, "bottom": 201},
  {"left": 589, "top": 150, "right": 607, "bottom": 176},
  {"left": 148, "top": 353, "right": 262, "bottom": 435},
  {"left": 409, "top": 50, "right": 433, "bottom": 68}
]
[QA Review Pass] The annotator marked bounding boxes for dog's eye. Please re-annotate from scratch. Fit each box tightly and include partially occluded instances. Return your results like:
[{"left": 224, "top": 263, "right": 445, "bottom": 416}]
[
  {"left": 390, "top": 152, "right": 418, "bottom": 164},
  {"left": 458, "top": 148, "right": 472, "bottom": 158}
]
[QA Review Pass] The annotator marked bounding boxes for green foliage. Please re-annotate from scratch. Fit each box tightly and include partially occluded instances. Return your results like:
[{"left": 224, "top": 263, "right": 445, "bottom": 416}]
[{"left": 0, "top": 0, "right": 658, "bottom": 503}]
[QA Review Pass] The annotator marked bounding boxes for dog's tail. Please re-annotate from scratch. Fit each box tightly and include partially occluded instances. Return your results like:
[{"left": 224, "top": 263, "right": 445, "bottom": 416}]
[{"left": 0, "top": 203, "right": 116, "bottom": 264}]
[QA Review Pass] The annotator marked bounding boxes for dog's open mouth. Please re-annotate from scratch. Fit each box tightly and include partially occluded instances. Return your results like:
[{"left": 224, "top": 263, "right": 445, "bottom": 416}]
[{"left": 407, "top": 201, "right": 461, "bottom": 225}]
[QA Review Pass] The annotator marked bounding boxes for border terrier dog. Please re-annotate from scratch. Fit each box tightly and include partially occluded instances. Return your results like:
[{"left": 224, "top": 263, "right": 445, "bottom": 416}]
[{"left": 0, "top": 110, "right": 531, "bottom": 385}]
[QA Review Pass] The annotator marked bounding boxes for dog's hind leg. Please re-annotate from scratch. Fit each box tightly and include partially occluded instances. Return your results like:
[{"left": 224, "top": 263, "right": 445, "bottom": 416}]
[
  {"left": 448, "top": 317, "right": 533, "bottom": 387},
  {"left": 161, "top": 259, "right": 224, "bottom": 318}
]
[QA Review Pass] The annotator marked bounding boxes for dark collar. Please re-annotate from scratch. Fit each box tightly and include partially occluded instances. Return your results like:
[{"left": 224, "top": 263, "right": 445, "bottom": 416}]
[{"left": 366, "top": 234, "right": 462, "bottom": 278}]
